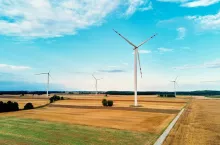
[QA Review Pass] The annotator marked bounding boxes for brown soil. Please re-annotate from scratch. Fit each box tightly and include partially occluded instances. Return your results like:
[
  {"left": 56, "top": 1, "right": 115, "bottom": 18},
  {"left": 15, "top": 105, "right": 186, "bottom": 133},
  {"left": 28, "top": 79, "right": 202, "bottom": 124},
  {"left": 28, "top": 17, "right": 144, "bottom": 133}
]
[
  {"left": 49, "top": 104, "right": 180, "bottom": 114},
  {"left": 163, "top": 99, "right": 220, "bottom": 145}
]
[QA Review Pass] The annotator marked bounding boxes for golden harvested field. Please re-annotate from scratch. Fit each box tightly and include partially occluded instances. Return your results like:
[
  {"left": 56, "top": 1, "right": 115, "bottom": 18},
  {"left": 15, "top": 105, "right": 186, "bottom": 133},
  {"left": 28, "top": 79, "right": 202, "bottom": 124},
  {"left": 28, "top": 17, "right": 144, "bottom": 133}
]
[
  {"left": 53, "top": 99, "right": 185, "bottom": 110},
  {"left": 1, "top": 106, "right": 175, "bottom": 134},
  {"left": 163, "top": 99, "right": 220, "bottom": 145}
]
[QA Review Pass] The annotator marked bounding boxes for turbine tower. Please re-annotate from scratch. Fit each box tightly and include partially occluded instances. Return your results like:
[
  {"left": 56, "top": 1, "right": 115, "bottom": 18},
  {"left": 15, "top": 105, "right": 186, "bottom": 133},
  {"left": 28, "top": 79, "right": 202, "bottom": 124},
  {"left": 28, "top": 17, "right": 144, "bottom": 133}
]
[
  {"left": 113, "top": 29, "right": 157, "bottom": 106},
  {"left": 35, "top": 71, "right": 51, "bottom": 97},
  {"left": 171, "top": 76, "right": 178, "bottom": 97},
  {"left": 92, "top": 74, "right": 103, "bottom": 95}
]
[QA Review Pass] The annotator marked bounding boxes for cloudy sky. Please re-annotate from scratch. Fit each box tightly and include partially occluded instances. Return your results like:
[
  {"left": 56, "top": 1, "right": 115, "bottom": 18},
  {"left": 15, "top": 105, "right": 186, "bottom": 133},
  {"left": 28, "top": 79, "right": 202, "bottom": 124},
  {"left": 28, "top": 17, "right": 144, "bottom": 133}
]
[{"left": 0, "top": 0, "right": 220, "bottom": 91}]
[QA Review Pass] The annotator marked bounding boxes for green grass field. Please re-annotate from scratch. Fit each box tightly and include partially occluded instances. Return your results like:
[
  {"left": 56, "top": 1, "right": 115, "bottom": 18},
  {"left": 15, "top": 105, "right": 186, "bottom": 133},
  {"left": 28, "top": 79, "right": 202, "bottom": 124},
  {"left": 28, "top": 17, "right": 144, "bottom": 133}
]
[{"left": 0, "top": 116, "right": 158, "bottom": 145}]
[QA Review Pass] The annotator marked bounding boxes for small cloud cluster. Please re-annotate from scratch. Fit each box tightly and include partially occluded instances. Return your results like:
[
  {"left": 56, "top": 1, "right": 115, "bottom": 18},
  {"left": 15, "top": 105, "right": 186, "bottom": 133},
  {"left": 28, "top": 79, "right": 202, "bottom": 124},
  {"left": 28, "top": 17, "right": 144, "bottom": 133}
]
[
  {"left": 157, "top": 0, "right": 220, "bottom": 7},
  {"left": 0, "top": 64, "right": 31, "bottom": 70},
  {"left": 186, "top": 11, "right": 220, "bottom": 31},
  {"left": 158, "top": 47, "right": 173, "bottom": 52},
  {"left": 176, "top": 27, "right": 186, "bottom": 40},
  {"left": 174, "top": 60, "right": 220, "bottom": 70},
  {"left": 124, "top": 0, "right": 153, "bottom": 16}
]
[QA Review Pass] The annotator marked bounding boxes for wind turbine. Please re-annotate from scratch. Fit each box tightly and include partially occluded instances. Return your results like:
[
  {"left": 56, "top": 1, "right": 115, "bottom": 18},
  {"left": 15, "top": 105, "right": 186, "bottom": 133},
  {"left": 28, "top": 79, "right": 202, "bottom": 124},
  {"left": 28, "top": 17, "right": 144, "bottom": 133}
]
[
  {"left": 35, "top": 71, "right": 51, "bottom": 97},
  {"left": 171, "top": 76, "right": 178, "bottom": 97},
  {"left": 113, "top": 29, "right": 157, "bottom": 106},
  {"left": 92, "top": 74, "right": 103, "bottom": 95}
]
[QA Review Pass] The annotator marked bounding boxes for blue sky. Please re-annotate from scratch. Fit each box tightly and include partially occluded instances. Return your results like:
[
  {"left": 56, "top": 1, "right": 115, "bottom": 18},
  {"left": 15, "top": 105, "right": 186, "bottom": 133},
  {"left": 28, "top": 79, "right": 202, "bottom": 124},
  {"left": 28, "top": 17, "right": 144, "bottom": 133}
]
[{"left": 0, "top": 0, "right": 220, "bottom": 91}]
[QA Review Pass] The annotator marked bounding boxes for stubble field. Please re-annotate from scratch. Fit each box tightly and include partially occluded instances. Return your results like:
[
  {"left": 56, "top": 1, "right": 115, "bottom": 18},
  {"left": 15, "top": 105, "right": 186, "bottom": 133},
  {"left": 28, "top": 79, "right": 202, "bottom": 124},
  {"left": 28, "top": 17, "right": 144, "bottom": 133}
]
[{"left": 163, "top": 98, "right": 220, "bottom": 145}]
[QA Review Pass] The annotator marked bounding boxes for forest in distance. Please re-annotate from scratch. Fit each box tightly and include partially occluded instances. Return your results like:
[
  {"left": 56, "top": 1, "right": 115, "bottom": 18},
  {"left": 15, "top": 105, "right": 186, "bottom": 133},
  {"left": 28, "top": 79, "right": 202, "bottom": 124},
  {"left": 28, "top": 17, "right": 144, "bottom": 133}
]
[{"left": 0, "top": 90, "right": 220, "bottom": 96}]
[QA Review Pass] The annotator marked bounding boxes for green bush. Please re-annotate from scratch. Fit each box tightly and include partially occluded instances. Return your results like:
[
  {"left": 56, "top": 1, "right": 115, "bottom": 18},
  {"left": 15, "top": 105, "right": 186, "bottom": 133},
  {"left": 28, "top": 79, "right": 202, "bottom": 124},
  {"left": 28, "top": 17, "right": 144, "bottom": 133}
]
[
  {"left": 49, "top": 97, "right": 54, "bottom": 103},
  {"left": 24, "top": 103, "right": 34, "bottom": 110},
  {"left": 107, "top": 100, "right": 113, "bottom": 107},
  {"left": 102, "top": 99, "right": 108, "bottom": 106},
  {"left": 0, "top": 101, "right": 19, "bottom": 112},
  {"left": 49, "top": 95, "right": 62, "bottom": 103}
]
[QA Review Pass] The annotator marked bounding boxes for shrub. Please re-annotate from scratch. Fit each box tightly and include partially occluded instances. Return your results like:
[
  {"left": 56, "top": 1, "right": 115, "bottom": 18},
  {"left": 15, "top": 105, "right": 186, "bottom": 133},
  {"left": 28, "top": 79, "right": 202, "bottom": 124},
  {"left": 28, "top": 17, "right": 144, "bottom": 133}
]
[
  {"left": 24, "top": 103, "right": 34, "bottom": 110},
  {"left": 0, "top": 101, "right": 19, "bottom": 112},
  {"left": 49, "top": 97, "right": 54, "bottom": 103},
  {"left": 167, "top": 94, "right": 175, "bottom": 97},
  {"left": 102, "top": 99, "right": 108, "bottom": 106},
  {"left": 49, "top": 95, "right": 61, "bottom": 103},
  {"left": 0, "top": 101, "right": 3, "bottom": 112},
  {"left": 61, "top": 97, "right": 64, "bottom": 100},
  {"left": 13, "top": 102, "right": 19, "bottom": 111},
  {"left": 107, "top": 100, "right": 113, "bottom": 107}
]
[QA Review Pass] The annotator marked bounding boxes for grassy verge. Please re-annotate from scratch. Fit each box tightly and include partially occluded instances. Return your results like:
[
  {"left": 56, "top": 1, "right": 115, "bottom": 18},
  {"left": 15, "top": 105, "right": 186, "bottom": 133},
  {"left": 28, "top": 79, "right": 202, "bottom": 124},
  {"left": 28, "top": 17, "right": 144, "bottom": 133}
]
[{"left": 0, "top": 116, "right": 158, "bottom": 145}]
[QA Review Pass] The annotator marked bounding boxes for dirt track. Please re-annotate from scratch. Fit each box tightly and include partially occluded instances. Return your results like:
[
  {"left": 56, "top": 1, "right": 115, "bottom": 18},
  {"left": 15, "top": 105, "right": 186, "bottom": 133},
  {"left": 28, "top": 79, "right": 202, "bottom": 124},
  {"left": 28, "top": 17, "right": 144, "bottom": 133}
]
[
  {"left": 163, "top": 99, "right": 220, "bottom": 145},
  {"left": 49, "top": 104, "right": 180, "bottom": 114}
]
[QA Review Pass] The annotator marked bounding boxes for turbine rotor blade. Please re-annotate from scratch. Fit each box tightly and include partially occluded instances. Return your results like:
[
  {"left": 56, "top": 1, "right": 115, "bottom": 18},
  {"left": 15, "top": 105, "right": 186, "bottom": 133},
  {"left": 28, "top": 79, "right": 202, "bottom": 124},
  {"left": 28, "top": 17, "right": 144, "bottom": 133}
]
[
  {"left": 113, "top": 29, "right": 137, "bottom": 48},
  {"left": 92, "top": 74, "right": 96, "bottom": 80},
  {"left": 175, "top": 76, "right": 178, "bottom": 81},
  {"left": 136, "top": 33, "right": 158, "bottom": 49},
  {"left": 137, "top": 49, "right": 142, "bottom": 78}
]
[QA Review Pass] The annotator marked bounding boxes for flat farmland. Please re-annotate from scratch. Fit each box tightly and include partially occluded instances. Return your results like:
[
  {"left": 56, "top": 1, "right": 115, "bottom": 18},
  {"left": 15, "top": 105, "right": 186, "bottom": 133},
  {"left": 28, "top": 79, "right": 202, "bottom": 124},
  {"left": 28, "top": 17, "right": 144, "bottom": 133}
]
[
  {"left": 163, "top": 99, "right": 220, "bottom": 145},
  {"left": 0, "top": 95, "right": 189, "bottom": 145}
]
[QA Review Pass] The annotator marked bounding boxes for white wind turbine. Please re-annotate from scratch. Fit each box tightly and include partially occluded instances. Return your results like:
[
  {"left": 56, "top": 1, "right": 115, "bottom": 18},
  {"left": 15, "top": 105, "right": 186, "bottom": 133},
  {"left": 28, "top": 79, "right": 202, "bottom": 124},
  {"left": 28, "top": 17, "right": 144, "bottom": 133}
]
[
  {"left": 113, "top": 29, "right": 157, "bottom": 106},
  {"left": 35, "top": 71, "right": 52, "bottom": 97},
  {"left": 92, "top": 74, "right": 103, "bottom": 95},
  {"left": 171, "top": 76, "right": 178, "bottom": 97}
]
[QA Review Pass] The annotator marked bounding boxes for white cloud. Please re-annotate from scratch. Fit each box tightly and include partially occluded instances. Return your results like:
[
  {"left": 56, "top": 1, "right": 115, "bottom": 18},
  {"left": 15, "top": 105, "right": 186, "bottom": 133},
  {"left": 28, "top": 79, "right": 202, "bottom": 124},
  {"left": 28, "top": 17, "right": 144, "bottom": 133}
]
[
  {"left": 124, "top": 0, "right": 152, "bottom": 16},
  {"left": 186, "top": 11, "right": 220, "bottom": 31},
  {"left": 176, "top": 27, "right": 186, "bottom": 40},
  {"left": 132, "top": 49, "right": 151, "bottom": 54},
  {"left": 157, "top": 0, "right": 220, "bottom": 7},
  {"left": 182, "top": 0, "right": 220, "bottom": 7},
  {"left": 174, "top": 59, "right": 220, "bottom": 70},
  {"left": 0, "top": 0, "right": 150, "bottom": 38},
  {"left": 158, "top": 47, "right": 173, "bottom": 52},
  {"left": 139, "top": 49, "right": 152, "bottom": 54},
  {"left": 0, "top": 64, "right": 31, "bottom": 70}
]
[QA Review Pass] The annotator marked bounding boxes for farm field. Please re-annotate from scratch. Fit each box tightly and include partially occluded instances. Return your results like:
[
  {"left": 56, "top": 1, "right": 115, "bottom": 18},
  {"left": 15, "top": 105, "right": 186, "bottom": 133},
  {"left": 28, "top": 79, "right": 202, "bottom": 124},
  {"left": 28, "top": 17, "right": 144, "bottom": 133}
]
[
  {"left": 0, "top": 94, "right": 189, "bottom": 145},
  {"left": 163, "top": 99, "right": 220, "bottom": 145}
]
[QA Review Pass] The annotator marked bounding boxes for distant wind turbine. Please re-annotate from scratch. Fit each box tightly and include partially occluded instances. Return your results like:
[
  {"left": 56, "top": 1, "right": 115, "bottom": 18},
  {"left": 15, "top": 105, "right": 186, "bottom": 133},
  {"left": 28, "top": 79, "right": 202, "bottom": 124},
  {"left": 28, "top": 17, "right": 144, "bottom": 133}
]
[
  {"left": 92, "top": 74, "right": 103, "bottom": 95},
  {"left": 113, "top": 29, "right": 157, "bottom": 106},
  {"left": 171, "top": 76, "right": 178, "bottom": 97},
  {"left": 35, "top": 71, "right": 52, "bottom": 97}
]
